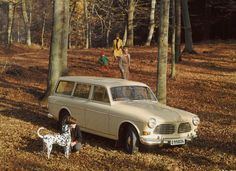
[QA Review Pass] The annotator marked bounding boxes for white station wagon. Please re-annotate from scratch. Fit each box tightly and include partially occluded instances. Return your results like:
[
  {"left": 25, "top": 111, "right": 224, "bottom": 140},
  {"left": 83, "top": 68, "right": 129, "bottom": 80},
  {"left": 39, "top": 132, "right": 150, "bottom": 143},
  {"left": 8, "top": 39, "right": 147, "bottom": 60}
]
[{"left": 48, "top": 76, "right": 200, "bottom": 154}]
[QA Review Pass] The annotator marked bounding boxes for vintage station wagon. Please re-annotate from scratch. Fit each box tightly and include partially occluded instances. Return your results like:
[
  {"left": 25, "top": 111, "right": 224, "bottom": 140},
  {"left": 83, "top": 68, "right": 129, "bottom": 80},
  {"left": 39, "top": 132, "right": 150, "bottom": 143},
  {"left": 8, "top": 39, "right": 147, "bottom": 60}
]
[{"left": 48, "top": 76, "right": 200, "bottom": 154}]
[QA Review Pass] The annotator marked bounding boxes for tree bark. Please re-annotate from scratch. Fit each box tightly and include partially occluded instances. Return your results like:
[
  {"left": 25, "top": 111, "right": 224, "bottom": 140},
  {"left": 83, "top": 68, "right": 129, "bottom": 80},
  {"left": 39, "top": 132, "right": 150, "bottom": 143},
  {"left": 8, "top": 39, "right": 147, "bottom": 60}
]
[
  {"left": 17, "top": 17, "right": 20, "bottom": 43},
  {"left": 22, "top": 0, "right": 32, "bottom": 46},
  {"left": 171, "top": 0, "right": 176, "bottom": 78},
  {"left": 46, "top": 0, "right": 64, "bottom": 96},
  {"left": 181, "top": 0, "right": 194, "bottom": 53},
  {"left": 123, "top": 23, "right": 127, "bottom": 46},
  {"left": 84, "top": 0, "right": 89, "bottom": 49},
  {"left": 61, "top": 0, "right": 70, "bottom": 75},
  {"left": 89, "top": 23, "right": 92, "bottom": 48},
  {"left": 7, "top": 1, "right": 14, "bottom": 46},
  {"left": 145, "top": 0, "right": 156, "bottom": 46},
  {"left": 41, "top": 10, "right": 46, "bottom": 47},
  {"left": 157, "top": 0, "right": 170, "bottom": 104},
  {"left": 68, "top": 1, "right": 77, "bottom": 49},
  {"left": 106, "top": 19, "right": 111, "bottom": 48},
  {"left": 175, "top": 0, "right": 181, "bottom": 62},
  {"left": 105, "top": 0, "right": 113, "bottom": 48},
  {"left": 126, "top": 0, "right": 136, "bottom": 47}
]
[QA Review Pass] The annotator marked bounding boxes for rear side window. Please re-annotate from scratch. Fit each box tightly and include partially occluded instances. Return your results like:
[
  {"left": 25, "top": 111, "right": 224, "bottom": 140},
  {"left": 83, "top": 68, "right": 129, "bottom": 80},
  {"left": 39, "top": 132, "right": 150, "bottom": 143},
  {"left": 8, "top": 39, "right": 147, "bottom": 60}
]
[
  {"left": 74, "top": 83, "right": 91, "bottom": 99},
  {"left": 56, "top": 81, "right": 74, "bottom": 95},
  {"left": 92, "top": 86, "right": 109, "bottom": 103}
]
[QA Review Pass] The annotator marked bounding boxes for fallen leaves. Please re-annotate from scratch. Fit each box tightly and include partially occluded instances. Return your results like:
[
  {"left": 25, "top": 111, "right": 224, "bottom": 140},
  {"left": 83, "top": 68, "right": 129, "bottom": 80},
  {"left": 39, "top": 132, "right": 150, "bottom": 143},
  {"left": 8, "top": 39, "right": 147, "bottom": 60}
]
[{"left": 0, "top": 43, "right": 235, "bottom": 170}]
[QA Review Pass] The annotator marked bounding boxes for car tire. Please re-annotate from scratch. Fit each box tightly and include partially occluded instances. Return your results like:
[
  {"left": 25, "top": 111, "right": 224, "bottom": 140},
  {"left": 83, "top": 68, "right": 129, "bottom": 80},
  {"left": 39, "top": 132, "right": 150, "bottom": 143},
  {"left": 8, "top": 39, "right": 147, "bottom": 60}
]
[
  {"left": 124, "top": 126, "right": 139, "bottom": 154},
  {"left": 59, "top": 113, "right": 70, "bottom": 132}
]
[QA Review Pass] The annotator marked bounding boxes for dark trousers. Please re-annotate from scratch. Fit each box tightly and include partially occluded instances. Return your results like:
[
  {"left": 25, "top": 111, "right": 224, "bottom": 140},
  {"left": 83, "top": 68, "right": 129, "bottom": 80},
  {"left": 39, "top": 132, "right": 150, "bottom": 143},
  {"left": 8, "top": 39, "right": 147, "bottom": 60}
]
[{"left": 72, "top": 142, "right": 81, "bottom": 152}]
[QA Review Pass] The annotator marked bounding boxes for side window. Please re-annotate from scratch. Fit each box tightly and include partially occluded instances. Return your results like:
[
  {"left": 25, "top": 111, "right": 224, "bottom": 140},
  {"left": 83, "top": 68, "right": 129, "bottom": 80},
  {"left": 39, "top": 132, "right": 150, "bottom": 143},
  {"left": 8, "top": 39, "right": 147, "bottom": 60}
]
[
  {"left": 56, "top": 81, "right": 74, "bottom": 95},
  {"left": 74, "top": 83, "right": 91, "bottom": 99},
  {"left": 92, "top": 86, "right": 109, "bottom": 103}
]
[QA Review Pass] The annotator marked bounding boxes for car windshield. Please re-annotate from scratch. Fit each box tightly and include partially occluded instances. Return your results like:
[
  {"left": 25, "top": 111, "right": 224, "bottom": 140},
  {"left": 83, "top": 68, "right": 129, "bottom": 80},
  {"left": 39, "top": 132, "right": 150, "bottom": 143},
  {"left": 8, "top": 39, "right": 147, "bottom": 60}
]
[{"left": 111, "top": 86, "right": 157, "bottom": 101}]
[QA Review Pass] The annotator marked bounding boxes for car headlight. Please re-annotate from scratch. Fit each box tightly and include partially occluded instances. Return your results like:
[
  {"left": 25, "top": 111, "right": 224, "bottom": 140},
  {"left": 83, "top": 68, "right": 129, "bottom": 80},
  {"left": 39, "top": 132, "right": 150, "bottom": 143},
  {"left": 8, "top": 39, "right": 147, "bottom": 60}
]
[
  {"left": 192, "top": 116, "right": 200, "bottom": 126},
  {"left": 148, "top": 118, "right": 157, "bottom": 128}
]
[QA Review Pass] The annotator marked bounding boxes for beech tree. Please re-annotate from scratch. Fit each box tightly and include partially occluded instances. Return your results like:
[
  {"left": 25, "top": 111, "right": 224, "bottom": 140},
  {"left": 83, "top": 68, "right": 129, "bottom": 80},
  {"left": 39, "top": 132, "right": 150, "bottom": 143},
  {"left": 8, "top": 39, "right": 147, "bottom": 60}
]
[
  {"left": 122, "top": 24, "right": 127, "bottom": 46},
  {"left": 1, "top": 0, "right": 235, "bottom": 48},
  {"left": 61, "top": 0, "right": 70, "bottom": 74},
  {"left": 175, "top": 0, "right": 181, "bottom": 62},
  {"left": 84, "top": 0, "right": 89, "bottom": 49},
  {"left": 181, "top": 0, "right": 194, "bottom": 53},
  {"left": 145, "top": 0, "right": 156, "bottom": 46},
  {"left": 21, "top": 0, "right": 32, "bottom": 46},
  {"left": 126, "top": 0, "right": 138, "bottom": 47},
  {"left": 92, "top": 0, "right": 114, "bottom": 47},
  {"left": 157, "top": 0, "right": 170, "bottom": 104},
  {"left": 170, "top": 0, "right": 176, "bottom": 78},
  {"left": 7, "top": 1, "right": 14, "bottom": 46},
  {"left": 41, "top": 7, "right": 47, "bottom": 47},
  {"left": 46, "top": 0, "right": 70, "bottom": 96},
  {"left": 103, "top": 0, "right": 114, "bottom": 47}
]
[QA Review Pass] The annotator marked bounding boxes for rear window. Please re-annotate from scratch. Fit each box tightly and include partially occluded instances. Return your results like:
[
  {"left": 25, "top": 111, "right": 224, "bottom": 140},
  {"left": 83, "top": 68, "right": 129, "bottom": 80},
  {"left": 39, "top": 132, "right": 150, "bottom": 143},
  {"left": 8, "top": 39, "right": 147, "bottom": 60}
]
[{"left": 56, "top": 81, "right": 74, "bottom": 95}]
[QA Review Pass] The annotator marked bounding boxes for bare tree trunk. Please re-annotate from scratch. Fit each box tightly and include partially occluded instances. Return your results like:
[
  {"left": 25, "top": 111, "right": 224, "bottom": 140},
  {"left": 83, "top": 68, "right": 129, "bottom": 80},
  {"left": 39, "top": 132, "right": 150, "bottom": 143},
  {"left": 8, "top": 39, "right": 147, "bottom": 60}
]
[
  {"left": 106, "top": 19, "right": 111, "bottom": 48},
  {"left": 22, "top": 0, "right": 32, "bottom": 46},
  {"left": 171, "top": 0, "right": 176, "bottom": 78},
  {"left": 84, "top": 0, "right": 89, "bottom": 49},
  {"left": 61, "top": 0, "right": 70, "bottom": 75},
  {"left": 157, "top": 0, "right": 170, "bottom": 104},
  {"left": 123, "top": 23, "right": 127, "bottom": 46},
  {"left": 68, "top": 32, "right": 72, "bottom": 49},
  {"left": 175, "top": 0, "right": 181, "bottom": 62},
  {"left": 145, "top": 0, "right": 156, "bottom": 46},
  {"left": 68, "top": 1, "right": 77, "bottom": 49},
  {"left": 17, "top": 17, "right": 20, "bottom": 43},
  {"left": 126, "top": 0, "right": 136, "bottom": 47},
  {"left": 89, "top": 23, "right": 92, "bottom": 48},
  {"left": 46, "top": 0, "right": 64, "bottom": 97},
  {"left": 105, "top": 0, "right": 113, "bottom": 48},
  {"left": 41, "top": 10, "right": 46, "bottom": 47},
  {"left": 181, "top": 0, "right": 195, "bottom": 53},
  {"left": 7, "top": 1, "right": 14, "bottom": 46}
]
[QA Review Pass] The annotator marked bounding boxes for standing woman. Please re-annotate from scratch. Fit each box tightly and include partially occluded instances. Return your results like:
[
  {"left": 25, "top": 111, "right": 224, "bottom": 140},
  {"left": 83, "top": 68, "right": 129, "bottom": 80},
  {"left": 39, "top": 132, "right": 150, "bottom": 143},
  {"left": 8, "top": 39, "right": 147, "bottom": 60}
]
[
  {"left": 113, "top": 33, "right": 123, "bottom": 61},
  {"left": 119, "top": 47, "right": 131, "bottom": 79}
]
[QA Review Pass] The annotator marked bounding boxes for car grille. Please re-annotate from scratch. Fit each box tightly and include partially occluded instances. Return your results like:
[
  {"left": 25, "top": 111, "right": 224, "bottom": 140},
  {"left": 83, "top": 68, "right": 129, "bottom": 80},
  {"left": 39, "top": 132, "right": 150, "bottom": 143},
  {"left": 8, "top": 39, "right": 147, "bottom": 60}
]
[
  {"left": 178, "top": 122, "right": 191, "bottom": 133},
  {"left": 155, "top": 124, "right": 175, "bottom": 134}
]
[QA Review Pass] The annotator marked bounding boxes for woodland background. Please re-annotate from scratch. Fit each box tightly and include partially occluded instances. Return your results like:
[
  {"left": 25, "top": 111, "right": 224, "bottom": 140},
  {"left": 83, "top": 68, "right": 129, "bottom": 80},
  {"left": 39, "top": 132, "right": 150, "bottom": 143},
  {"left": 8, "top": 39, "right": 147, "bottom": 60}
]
[
  {"left": 0, "top": 0, "right": 235, "bottom": 170},
  {"left": 0, "top": 0, "right": 236, "bottom": 48}
]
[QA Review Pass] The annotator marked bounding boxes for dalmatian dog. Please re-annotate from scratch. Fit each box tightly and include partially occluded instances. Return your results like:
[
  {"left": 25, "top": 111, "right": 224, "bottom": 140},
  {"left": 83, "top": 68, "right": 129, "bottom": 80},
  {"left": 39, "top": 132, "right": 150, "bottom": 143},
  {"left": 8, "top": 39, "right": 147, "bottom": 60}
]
[{"left": 37, "top": 124, "right": 71, "bottom": 159}]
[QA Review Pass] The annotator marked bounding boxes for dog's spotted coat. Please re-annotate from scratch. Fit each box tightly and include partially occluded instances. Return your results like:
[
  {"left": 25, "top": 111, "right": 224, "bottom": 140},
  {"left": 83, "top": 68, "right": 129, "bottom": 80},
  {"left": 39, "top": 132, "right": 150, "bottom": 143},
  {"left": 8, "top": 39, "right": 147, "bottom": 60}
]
[{"left": 37, "top": 125, "right": 71, "bottom": 159}]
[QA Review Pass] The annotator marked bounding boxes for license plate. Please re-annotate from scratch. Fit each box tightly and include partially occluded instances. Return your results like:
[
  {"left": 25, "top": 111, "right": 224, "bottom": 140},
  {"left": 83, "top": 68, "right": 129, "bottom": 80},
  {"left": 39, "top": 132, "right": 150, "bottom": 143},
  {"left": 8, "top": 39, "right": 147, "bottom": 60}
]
[{"left": 170, "top": 139, "right": 185, "bottom": 145}]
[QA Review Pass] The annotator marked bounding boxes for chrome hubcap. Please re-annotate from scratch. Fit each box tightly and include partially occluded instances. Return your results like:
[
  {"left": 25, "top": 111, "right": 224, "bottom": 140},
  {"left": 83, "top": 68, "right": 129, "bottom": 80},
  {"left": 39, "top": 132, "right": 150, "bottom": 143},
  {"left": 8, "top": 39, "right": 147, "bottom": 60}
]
[{"left": 127, "top": 136, "right": 131, "bottom": 145}]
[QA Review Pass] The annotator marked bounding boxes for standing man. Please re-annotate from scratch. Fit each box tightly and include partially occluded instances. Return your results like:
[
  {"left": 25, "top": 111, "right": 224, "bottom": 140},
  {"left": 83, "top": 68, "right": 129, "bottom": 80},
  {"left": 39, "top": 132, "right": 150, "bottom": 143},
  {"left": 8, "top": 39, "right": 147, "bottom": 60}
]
[
  {"left": 119, "top": 47, "right": 131, "bottom": 79},
  {"left": 113, "top": 33, "right": 123, "bottom": 61}
]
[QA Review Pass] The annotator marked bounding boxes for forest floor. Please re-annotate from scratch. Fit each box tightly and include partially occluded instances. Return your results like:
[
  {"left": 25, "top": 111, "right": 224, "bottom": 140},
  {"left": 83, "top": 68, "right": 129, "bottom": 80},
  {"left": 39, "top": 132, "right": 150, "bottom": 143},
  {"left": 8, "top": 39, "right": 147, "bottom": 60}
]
[{"left": 0, "top": 43, "right": 235, "bottom": 171}]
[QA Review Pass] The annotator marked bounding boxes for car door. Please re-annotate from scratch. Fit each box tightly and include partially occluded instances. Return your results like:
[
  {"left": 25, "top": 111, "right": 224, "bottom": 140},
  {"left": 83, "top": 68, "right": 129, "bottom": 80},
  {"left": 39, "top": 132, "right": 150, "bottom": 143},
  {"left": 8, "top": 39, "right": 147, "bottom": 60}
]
[
  {"left": 85, "top": 85, "right": 110, "bottom": 135},
  {"left": 69, "top": 83, "right": 91, "bottom": 128},
  {"left": 51, "top": 80, "right": 75, "bottom": 118}
]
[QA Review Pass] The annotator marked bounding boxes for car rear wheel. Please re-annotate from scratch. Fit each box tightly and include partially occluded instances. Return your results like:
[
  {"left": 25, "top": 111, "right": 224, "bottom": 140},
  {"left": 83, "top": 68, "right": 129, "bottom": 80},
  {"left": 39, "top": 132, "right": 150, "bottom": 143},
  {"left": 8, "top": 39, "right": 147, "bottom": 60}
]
[{"left": 124, "top": 126, "right": 139, "bottom": 154}]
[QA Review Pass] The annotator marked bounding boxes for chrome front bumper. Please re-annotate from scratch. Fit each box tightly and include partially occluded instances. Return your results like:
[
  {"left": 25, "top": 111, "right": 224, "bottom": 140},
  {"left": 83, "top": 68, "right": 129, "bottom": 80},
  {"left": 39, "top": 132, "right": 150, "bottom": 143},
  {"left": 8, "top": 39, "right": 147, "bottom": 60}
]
[{"left": 140, "top": 132, "right": 197, "bottom": 146}]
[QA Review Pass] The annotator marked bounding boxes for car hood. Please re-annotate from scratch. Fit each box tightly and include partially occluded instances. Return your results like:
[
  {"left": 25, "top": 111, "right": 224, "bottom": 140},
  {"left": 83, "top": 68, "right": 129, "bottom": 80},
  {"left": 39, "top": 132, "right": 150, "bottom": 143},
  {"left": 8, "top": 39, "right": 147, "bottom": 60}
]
[{"left": 113, "top": 101, "right": 196, "bottom": 123}]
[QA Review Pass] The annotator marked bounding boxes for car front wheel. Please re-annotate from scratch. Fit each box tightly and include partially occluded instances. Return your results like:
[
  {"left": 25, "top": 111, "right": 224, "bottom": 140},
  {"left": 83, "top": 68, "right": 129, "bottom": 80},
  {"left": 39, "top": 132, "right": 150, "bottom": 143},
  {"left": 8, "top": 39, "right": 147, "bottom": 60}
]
[{"left": 124, "top": 126, "right": 139, "bottom": 154}]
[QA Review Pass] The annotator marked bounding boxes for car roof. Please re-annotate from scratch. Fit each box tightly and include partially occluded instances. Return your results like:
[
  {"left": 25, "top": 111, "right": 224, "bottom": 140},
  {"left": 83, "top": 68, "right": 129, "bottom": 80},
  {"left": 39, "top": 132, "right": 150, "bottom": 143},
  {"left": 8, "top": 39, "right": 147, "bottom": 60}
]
[{"left": 59, "top": 76, "right": 148, "bottom": 87}]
